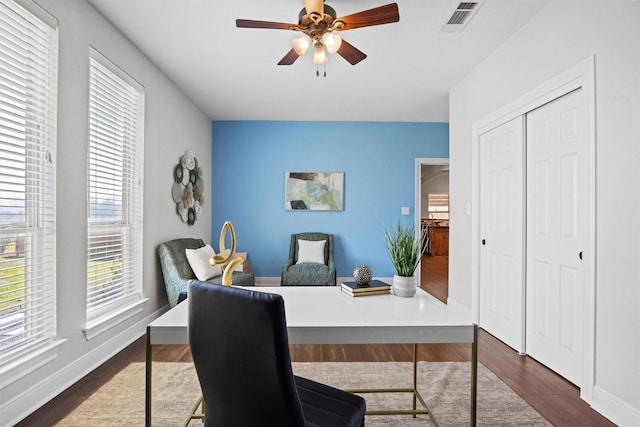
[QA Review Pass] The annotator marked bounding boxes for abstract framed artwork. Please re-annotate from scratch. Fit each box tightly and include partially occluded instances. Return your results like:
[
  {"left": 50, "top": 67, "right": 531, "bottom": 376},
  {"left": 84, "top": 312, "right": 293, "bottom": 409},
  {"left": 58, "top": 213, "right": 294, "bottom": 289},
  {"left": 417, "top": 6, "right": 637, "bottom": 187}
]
[{"left": 285, "top": 172, "right": 344, "bottom": 211}]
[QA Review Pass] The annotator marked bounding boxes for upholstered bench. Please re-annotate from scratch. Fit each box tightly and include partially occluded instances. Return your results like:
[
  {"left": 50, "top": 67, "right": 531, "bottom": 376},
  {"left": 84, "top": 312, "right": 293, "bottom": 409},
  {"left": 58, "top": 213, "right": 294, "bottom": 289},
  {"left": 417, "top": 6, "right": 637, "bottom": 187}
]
[{"left": 158, "top": 238, "right": 255, "bottom": 307}]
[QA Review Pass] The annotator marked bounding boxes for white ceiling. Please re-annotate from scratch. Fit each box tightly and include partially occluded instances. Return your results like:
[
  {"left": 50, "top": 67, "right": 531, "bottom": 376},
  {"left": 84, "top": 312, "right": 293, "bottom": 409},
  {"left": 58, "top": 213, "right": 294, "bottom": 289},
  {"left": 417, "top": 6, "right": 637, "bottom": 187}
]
[{"left": 87, "top": 0, "right": 546, "bottom": 122}]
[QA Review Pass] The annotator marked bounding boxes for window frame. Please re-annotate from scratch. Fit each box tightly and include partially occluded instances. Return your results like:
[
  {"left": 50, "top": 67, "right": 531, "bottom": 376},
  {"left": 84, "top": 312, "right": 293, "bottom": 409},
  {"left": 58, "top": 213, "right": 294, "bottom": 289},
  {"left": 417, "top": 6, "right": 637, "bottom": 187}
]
[
  {"left": 0, "top": 0, "right": 65, "bottom": 388},
  {"left": 84, "top": 48, "right": 146, "bottom": 340}
]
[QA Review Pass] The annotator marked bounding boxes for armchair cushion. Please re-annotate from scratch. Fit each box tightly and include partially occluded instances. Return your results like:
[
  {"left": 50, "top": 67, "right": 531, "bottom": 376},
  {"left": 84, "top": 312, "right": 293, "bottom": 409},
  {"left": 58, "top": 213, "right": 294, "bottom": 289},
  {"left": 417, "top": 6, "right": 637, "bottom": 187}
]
[
  {"left": 296, "top": 239, "right": 326, "bottom": 264},
  {"left": 285, "top": 263, "right": 333, "bottom": 285},
  {"left": 206, "top": 271, "right": 255, "bottom": 287},
  {"left": 185, "top": 244, "right": 222, "bottom": 281}
]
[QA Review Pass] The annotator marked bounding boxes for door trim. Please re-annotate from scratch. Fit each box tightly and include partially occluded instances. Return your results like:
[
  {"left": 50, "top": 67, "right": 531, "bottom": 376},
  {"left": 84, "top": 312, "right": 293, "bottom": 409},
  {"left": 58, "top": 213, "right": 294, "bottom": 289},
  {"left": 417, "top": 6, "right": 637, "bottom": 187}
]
[{"left": 470, "top": 56, "right": 596, "bottom": 403}]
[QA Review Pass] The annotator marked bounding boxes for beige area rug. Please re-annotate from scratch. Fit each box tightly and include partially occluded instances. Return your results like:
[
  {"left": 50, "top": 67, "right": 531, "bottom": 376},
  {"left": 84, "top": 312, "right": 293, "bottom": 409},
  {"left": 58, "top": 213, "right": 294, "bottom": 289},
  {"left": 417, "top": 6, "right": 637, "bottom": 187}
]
[{"left": 57, "top": 361, "right": 551, "bottom": 426}]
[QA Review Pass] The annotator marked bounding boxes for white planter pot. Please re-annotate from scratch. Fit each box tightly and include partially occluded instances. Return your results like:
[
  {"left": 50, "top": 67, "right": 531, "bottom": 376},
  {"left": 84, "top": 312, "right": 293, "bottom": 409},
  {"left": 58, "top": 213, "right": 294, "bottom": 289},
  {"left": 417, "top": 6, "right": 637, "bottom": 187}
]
[{"left": 392, "top": 275, "right": 417, "bottom": 297}]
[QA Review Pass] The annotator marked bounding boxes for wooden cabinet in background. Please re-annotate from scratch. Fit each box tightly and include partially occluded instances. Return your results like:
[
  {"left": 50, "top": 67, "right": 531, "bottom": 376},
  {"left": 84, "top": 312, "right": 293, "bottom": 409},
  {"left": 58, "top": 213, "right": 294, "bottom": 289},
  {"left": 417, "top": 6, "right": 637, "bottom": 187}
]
[{"left": 428, "top": 226, "right": 449, "bottom": 256}]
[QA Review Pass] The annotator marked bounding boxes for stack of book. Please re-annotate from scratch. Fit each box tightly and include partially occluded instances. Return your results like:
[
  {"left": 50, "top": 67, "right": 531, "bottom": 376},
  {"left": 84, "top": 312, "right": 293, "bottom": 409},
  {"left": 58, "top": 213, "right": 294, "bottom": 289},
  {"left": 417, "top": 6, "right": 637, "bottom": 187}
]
[{"left": 341, "top": 280, "right": 391, "bottom": 297}]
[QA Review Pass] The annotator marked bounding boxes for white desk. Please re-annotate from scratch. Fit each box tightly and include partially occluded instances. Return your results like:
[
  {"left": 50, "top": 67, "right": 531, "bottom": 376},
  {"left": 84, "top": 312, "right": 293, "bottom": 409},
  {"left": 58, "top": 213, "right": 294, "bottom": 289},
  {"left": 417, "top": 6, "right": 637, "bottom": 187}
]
[{"left": 146, "top": 286, "right": 477, "bottom": 426}]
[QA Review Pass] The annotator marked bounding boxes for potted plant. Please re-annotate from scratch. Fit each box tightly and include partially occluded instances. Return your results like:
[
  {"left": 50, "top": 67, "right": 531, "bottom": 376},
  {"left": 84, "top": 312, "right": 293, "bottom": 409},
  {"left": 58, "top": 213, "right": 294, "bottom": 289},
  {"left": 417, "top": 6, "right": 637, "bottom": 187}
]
[{"left": 383, "top": 221, "right": 428, "bottom": 297}]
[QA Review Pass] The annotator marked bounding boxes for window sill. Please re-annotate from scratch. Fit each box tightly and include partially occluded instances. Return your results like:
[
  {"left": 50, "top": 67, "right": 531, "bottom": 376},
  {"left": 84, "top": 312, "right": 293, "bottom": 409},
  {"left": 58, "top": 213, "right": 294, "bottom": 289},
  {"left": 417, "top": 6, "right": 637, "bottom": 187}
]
[
  {"left": 83, "top": 298, "right": 148, "bottom": 341},
  {"left": 0, "top": 338, "right": 67, "bottom": 389}
]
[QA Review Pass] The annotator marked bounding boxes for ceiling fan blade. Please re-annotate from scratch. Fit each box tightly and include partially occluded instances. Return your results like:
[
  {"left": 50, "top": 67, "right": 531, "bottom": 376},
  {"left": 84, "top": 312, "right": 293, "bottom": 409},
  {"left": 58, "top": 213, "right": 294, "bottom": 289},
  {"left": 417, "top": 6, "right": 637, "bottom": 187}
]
[
  {"left": 278, "top": 48, "right": 300, "bottom": 65},
  {"left": 304, "top": 0, "right": 324, "bottom": 16},
  {"left": 236, "top": 19, "right": 294, "bottom": 30},
  {"left": 336, "top": 39, "right": 367, "bottom": 65},
  {"left": 336, "top": 3, "right": 400, "bottom": 31}
]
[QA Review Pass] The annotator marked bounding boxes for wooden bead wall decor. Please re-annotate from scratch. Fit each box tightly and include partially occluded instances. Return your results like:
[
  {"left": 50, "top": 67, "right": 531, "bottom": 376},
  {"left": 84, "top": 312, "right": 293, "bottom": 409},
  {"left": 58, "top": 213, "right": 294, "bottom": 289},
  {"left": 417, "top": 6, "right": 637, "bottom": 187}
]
[{"left": 171, "top": 150, "right": 204, "bottom": 225}]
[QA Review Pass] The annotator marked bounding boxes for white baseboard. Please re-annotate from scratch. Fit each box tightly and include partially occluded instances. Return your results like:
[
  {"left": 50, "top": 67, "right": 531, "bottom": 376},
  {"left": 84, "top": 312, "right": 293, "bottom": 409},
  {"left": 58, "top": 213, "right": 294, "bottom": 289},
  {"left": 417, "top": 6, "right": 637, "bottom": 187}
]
[
  {"left": 3, "top": 305, "right": 169, "bottom": 426},
  {"left": 255, "top": 277, "right": 281, "bottom": 286},
  {"left": 591, "top": 385, "right": 640, "bottom": 427}
]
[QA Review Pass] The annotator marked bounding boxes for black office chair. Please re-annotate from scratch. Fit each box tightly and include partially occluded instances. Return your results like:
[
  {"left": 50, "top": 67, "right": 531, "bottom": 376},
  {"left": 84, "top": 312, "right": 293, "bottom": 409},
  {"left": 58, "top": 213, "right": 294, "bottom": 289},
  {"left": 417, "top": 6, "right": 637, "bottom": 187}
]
[{"left": 188, "top": 281, "right": 366, "bottom": 427}]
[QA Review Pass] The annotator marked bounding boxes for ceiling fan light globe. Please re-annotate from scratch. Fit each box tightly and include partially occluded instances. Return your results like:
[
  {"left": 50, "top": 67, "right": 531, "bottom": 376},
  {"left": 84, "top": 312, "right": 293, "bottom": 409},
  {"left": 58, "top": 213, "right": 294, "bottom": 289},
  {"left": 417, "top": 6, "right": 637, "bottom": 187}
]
[
  {"left": 292, "top": 35, "right": 311, "bottom": 56},
  {"left": 322, "top": 33, "right": 342, "bottom": 53},
  {"left": 312, "top": 45, "right": 328, "bottom": 64}
]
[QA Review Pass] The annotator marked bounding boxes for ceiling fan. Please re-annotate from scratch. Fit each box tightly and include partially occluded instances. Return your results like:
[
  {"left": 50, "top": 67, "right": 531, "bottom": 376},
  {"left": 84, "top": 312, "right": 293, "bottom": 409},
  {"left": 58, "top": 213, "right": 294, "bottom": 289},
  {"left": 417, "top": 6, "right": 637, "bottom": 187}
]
[{"left": 236, "top": 0, "right": 399, "bottom": 75}]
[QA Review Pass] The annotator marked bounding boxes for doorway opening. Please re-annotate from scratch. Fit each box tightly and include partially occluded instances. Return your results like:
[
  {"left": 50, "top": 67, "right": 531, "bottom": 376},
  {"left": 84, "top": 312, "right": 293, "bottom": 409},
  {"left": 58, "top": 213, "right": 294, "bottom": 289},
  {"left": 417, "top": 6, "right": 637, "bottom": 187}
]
[{"left": 415, "top": 158, "right": 449, "bottom": 303}]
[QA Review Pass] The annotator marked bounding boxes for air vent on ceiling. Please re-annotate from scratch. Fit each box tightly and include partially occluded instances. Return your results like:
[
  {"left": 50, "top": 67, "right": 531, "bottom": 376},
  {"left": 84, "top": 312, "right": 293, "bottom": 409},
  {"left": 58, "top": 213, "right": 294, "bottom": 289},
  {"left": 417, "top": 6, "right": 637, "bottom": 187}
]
[{"left": 439, "top": 1, "right": 484, "bottom": 33}]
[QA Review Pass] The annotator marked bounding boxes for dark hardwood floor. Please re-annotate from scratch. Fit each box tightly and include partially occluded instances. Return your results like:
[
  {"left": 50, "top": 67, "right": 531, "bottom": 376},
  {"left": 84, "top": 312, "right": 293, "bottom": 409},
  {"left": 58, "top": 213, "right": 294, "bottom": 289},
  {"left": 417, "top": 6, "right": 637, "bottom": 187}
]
[
  {"left": 421, "top": 254, "right": 448, "bottom": 303},
  {"left": 16, "top": 258, "right": 613, "bottom": 426}
]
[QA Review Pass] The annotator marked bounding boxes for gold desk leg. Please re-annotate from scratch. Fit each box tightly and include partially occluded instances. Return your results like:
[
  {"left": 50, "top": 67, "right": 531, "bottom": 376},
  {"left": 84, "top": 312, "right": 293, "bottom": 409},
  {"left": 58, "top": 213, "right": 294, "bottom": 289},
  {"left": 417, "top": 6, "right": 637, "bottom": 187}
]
[
  {"left": 183, "top": 396, "right": 205, "bottom": 426},
  {"left": 346, "top": 342, "right": 440, "bottom": 426},
  {"left": 471, "top": 324, "right": 478, "bottom": 427},
  {"left": 145, "top": 326, "right": 152, "bottom": 427},
  {"left": 412, "top": 343, "right": 418, "bottom": 418}
]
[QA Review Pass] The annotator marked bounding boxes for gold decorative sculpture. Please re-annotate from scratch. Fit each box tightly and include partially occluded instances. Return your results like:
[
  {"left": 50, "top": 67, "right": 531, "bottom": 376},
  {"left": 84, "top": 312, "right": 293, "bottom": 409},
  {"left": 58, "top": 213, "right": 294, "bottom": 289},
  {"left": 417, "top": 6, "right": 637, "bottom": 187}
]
[{"left": 209, "top": 221, "right": 245, "bottom": 286}]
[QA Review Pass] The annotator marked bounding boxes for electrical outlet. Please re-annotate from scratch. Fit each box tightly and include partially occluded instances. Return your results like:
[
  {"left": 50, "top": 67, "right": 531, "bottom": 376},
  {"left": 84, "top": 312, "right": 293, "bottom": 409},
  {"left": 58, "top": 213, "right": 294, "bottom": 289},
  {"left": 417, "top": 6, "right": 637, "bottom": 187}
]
[{"left": 401, "top": 207, "right": 410, "bottom": 215}]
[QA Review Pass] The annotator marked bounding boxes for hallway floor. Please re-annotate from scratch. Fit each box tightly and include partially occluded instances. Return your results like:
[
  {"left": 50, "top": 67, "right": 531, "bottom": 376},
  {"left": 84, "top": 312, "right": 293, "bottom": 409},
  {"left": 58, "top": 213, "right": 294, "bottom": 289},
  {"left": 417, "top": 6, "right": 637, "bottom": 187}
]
[{"left": 421, "top": 254, "right": 448, "bottom": 303}]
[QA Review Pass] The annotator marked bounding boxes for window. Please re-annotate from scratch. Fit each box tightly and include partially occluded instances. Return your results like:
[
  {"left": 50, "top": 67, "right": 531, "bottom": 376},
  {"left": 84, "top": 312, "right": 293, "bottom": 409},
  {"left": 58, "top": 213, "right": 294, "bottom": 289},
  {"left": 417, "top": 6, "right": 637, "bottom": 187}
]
[
  {"left": 0, "top": 0, "right": 61, "bottom": 383},
  {"left": 86, "top": 49, "right": 145, "bottom": 338},
  {"left": 427, "top": 193, "right": 449, "bottom": 220}
]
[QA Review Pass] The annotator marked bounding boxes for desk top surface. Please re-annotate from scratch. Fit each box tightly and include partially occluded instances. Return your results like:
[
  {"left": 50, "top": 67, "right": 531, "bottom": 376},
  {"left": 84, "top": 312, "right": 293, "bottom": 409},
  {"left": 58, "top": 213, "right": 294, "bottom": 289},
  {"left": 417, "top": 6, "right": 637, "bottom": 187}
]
[{"left": 150, "top": 286, "right": 472, "bottom": 330}]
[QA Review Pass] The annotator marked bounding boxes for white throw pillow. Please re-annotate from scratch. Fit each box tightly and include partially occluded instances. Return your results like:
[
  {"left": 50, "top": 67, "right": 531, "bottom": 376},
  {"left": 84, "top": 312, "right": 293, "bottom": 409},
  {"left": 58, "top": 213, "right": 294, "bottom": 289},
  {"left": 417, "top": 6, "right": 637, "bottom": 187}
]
[
  {"left": 185, "top": 244, "right": 223, "bottom": 281},
  {"left": 296, "top": 239, "right": 326, "bottom": 264}
]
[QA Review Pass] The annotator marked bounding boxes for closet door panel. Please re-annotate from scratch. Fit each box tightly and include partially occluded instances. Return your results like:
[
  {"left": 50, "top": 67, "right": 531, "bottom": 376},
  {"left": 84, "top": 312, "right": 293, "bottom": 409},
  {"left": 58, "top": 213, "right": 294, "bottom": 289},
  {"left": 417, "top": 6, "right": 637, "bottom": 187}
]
[
  {"left": 526, "top": 89, "right": 586, "bottom": 387},
  {"left": 479, "top": 116, "right": 525, "bottom": 352}
]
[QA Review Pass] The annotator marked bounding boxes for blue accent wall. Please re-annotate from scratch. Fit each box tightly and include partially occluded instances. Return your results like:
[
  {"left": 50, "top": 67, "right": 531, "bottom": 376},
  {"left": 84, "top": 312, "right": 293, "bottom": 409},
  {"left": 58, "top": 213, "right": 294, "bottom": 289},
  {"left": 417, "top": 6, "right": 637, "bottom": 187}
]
[{"left": 211, "top": 121, "right": 448, "bottom": 279}]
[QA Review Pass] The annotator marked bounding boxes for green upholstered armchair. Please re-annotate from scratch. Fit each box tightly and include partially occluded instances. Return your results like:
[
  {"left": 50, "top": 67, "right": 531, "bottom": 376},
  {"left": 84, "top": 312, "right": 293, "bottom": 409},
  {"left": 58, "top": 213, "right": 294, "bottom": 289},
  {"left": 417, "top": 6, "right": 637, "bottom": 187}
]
[
  {"left": 281, "top": 232, "right": 336, "bottom": 286},
  {"left": 158, "top": 238, "right": 255, "bottom": 307}
]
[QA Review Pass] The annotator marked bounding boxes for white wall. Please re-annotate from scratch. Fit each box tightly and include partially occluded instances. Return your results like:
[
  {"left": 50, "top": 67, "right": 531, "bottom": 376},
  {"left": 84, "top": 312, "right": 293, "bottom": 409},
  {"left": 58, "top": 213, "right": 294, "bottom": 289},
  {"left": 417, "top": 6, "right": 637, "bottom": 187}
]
[
  {"left": 2, "top": 0, "right": 212, "bottom": 424},
  {"left": 449, "top": 1, "right": 640, "bottom": 425}
]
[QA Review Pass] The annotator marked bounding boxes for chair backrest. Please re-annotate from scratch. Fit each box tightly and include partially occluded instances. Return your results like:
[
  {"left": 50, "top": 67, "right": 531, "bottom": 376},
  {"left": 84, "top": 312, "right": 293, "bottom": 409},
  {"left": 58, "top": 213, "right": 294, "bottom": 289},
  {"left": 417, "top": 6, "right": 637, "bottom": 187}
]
[
  {"left": 289, "top": 232, "right": 333, "bottom": 265},
  {"left": 158, "top": 238, "right": 205, "bottom": 280},
  {"left": 188, "top": 281, "right": 306, "bottom": 427}
]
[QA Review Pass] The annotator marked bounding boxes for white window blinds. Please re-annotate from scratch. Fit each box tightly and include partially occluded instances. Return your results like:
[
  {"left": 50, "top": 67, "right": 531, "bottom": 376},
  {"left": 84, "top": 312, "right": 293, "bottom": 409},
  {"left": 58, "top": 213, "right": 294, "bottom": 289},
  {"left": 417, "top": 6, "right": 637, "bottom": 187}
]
[
  {"left": 87, "top": 49, "right": 144, "bottom": 321},
  {"left": 427, "top": 193, "right": 449, "bottom": 219},
  {"left": 427, "top": 193, "right": 449, "bottom": 212},
  {"left": 0, "top": 0, "right": 58, "bottom": 364}
]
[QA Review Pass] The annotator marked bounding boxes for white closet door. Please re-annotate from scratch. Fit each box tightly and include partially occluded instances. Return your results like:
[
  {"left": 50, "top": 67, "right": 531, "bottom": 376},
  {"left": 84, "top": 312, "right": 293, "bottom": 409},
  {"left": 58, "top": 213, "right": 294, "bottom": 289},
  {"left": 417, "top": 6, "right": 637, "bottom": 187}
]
[
  {"left": 526, "top": 88, "right": 586, "bottom": 386},
  {"left": 479, "top": 117, "right": 525, "bottom": 351}
]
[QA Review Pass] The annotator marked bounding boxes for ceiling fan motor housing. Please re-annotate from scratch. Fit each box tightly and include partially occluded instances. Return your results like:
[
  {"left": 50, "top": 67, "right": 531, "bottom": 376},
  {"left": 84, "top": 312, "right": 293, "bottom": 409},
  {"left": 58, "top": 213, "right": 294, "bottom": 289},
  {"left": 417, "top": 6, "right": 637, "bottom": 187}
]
[
  {"left": 298, "top": 4, "right": 345, "bottom": 40},
  {"left": 299, "top": 4, "right": 336, "bottom": 23}
]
